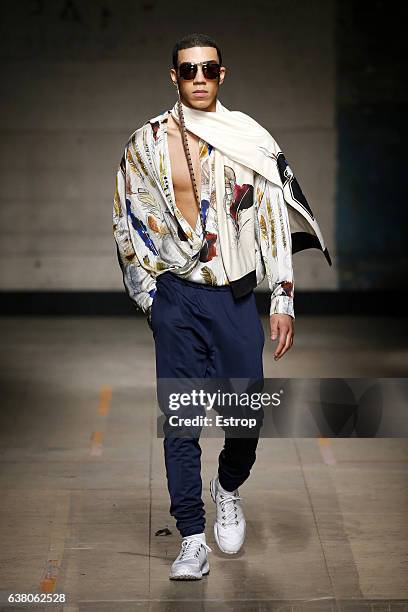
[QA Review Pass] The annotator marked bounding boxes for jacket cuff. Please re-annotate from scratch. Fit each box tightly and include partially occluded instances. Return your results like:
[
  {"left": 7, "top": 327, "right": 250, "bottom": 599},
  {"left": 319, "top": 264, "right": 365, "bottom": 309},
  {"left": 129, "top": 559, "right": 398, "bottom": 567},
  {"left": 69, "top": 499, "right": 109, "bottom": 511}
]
[{"left": 270, "top": 295, "right": 295, "bottom": 319}]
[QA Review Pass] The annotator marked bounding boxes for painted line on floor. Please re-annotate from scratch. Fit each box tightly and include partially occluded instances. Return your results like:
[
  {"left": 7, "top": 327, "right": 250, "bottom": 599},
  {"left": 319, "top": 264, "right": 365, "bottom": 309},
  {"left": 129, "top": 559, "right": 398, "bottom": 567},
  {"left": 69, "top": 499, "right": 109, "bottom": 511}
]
[
  {"left": 89, "top": 385, "right": 112, "bottom": 456},
  {"left": 89, "top": 430, "right": 104, "bottom": 456},
  {"left": 318, "top": 437, "right": 337, "bottom": 465},
  {"left": 61, "top": 493, "right": 81, "bottom": 611},
  {"left": 98, "top": 385, "right": 112, "bottom": 416},
  {"left": 39, "top": 491, "right": 71, "bottom": 594}
]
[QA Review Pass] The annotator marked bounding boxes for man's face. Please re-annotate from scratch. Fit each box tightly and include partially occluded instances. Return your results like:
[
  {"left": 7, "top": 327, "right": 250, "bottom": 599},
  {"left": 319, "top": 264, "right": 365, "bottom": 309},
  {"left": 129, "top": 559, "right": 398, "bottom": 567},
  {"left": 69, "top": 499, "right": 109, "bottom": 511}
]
[{"left": 170, "top": 46, "right": 226, "bottom": 112}]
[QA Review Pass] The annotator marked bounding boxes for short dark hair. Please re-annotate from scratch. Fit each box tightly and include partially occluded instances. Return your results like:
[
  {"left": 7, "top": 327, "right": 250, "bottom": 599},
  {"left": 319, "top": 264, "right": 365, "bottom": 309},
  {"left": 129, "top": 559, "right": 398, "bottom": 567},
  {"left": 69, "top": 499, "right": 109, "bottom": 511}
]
[{"left": 172, "top": 33, "right": 222, "bottom": 69}]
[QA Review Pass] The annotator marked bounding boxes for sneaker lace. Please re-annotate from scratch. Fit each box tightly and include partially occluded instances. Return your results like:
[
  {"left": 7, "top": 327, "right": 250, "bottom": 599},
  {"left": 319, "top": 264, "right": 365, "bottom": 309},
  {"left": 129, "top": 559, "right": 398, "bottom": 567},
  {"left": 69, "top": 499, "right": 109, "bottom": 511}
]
[
  {"left": 219, "top": 491, "right": 242, "bottom": 526},
  {"left": 179, "top": 537, "right": 212, "bottom": 560}
]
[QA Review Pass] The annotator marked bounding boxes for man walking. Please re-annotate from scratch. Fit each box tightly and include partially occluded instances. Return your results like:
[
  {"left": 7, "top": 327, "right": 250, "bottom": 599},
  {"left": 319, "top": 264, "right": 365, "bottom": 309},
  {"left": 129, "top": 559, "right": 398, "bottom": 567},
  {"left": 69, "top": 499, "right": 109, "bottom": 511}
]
[{"left": 113, "top": 33, "right": 331, "bottom": 580}]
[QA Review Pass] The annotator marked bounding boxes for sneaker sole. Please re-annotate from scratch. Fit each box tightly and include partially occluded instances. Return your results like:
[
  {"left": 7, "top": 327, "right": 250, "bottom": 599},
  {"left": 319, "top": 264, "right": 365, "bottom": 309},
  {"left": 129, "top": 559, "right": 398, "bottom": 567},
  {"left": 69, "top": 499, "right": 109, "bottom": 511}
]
[{"left": 169, "top": 569, "right": 210, "bottom": 580}]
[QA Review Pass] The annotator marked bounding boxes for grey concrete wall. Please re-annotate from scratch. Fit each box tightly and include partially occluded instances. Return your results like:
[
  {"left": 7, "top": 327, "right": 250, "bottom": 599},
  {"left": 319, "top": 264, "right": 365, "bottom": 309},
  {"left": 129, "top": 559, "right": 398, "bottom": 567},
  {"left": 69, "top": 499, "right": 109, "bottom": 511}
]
[
  {"left": 0, "top": 0, "right": 336, "bottom": 292},
  {"left": 335, "top": 1, "right": 407, "bottom": 290}
]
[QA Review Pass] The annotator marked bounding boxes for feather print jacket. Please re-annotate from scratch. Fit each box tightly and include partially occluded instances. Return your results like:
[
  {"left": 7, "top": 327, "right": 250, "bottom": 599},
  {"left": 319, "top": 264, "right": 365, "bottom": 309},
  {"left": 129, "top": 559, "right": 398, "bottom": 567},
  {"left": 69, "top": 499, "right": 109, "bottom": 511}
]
[{"left": 113, "top": 108, "right": 332, "bottom": 323}]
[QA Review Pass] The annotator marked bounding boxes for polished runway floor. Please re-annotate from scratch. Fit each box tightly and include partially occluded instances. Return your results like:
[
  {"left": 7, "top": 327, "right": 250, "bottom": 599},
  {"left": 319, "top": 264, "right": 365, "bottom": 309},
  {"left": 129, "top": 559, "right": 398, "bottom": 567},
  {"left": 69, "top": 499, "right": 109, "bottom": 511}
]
[{"left": 0, "top": 315, "right": 407, "bottom": 611}]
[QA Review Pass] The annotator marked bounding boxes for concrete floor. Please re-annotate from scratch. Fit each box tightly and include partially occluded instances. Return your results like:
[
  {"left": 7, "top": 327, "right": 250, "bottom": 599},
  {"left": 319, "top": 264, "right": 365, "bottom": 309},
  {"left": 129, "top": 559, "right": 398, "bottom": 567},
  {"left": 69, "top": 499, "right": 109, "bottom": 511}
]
[{"left": 0, "top": 316, "right": 407, "bottom": 611}]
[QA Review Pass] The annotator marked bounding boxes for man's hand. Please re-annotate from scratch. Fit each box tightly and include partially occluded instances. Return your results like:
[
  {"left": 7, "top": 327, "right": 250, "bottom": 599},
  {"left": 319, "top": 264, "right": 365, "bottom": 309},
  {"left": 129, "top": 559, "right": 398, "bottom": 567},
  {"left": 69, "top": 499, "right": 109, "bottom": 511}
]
[{"left": 270, "top": 314, "right": 294, "bottom": 360}]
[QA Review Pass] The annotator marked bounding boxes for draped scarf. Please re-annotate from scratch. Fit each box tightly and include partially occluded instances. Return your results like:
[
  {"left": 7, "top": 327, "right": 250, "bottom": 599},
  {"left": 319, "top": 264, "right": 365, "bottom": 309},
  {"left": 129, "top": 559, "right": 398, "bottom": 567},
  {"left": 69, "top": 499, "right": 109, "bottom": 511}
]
[{"left": 169, "top": 98, "right": 331, "bottom": 298}]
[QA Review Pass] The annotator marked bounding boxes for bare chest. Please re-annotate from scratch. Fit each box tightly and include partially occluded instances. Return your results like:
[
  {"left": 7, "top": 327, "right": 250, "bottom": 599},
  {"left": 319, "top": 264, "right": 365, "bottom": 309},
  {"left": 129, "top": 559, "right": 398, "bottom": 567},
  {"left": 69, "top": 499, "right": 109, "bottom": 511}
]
[{"left": 166, "top": 115, "right": 202, "bottom": 230}]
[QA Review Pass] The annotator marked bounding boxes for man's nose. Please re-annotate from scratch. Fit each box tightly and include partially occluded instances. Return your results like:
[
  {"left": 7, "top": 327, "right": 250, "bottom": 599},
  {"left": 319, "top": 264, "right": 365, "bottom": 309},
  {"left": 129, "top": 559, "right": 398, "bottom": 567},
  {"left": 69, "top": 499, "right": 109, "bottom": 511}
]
[{"left": 194, "top": 66, "right": 206, "bottom": 81}]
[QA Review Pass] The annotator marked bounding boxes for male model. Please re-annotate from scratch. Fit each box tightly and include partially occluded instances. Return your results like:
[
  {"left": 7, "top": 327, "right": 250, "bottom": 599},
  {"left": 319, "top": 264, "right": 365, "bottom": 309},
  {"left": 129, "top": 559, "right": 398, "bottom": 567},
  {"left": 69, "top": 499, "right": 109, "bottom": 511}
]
[{"left": 113, "top": 33, "right": 331, "bottom": 580}]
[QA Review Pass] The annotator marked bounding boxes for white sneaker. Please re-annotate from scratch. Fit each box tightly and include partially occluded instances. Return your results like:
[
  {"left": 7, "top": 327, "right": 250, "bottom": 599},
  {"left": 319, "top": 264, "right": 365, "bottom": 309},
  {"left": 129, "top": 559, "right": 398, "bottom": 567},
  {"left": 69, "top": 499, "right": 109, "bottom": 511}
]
[
  {"left": 169, "top": 532, "right": 212, "bottom": 580},
  {"left": 210, "top": 475, "right": 246, "bottom": 554}
]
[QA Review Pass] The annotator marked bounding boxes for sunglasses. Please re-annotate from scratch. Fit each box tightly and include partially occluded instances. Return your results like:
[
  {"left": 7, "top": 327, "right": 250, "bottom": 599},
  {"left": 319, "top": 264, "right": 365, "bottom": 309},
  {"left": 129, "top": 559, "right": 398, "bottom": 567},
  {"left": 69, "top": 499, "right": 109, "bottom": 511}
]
[{"left": 177, "top": 61, "right": 221, "bottom": 80}]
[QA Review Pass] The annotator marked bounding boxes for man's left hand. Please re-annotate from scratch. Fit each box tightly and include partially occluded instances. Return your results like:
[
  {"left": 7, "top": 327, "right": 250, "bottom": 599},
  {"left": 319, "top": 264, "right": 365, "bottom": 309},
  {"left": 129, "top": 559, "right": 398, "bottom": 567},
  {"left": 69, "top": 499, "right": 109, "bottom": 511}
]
[{"left": 270, "top": 314, "right": 294, "bottom": 360}]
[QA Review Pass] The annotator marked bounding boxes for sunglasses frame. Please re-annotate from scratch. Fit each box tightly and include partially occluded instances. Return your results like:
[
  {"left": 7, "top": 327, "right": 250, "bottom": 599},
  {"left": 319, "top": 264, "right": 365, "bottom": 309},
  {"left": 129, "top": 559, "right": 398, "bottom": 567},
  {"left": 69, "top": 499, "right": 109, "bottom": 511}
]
[{"left": 177, "top": 60, "right": 221, "bottom": 80}]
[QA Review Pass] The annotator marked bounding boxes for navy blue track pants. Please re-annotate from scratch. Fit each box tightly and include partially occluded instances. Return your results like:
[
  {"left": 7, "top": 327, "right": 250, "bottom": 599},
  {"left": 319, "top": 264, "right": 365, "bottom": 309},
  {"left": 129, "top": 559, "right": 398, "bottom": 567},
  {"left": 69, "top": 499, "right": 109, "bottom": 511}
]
[{"left": 151, "top": 271, "right": 265, "bottom": 537}]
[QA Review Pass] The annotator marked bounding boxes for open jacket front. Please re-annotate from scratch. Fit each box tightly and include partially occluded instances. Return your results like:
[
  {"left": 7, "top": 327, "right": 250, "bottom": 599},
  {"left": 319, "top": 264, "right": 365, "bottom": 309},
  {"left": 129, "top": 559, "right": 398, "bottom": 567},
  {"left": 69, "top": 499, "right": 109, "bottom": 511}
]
[{"left": 113, "top": 108, "right": 332, "bottom": 320}]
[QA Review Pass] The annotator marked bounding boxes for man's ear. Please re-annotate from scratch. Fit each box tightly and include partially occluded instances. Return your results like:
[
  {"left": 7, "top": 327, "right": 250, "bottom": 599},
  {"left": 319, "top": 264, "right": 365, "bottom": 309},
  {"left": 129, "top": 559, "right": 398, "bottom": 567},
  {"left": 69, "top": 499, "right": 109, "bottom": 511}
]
[{"left": 169, "top": 68, "right": 178, "bottom": 87}]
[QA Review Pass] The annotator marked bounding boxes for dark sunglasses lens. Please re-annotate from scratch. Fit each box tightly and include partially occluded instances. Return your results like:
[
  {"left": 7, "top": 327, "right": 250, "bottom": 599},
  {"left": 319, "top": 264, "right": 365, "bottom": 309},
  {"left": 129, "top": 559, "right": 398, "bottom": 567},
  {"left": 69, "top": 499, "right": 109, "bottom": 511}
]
[
  {"left": 203, "top": 63, "right": 220, "bottom": 79},
  {"left": 179, "top": 63, "right": 196, "bottom": 79}
]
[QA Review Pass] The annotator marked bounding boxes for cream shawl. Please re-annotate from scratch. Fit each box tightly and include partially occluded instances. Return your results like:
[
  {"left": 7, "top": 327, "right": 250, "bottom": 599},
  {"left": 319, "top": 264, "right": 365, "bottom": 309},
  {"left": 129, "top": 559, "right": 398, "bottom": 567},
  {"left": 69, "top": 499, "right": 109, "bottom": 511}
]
[{"left": 170, "top": 98, "right": 331, "bottom": 298}]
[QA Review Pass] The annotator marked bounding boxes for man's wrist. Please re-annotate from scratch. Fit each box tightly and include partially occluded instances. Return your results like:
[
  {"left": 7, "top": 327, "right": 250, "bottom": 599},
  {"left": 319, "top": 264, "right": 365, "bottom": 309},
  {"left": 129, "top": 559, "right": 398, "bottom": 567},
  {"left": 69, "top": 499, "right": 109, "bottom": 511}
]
[{"left": 270, "top": 295, "right": 295, "bottom": 319}]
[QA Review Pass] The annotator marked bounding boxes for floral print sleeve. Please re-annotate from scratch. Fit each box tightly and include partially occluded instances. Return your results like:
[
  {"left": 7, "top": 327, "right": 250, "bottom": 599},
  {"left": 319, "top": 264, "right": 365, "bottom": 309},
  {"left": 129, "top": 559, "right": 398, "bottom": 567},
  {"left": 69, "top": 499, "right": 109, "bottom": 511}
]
[
  {"left": 113, "top": 147, "right": 157, "bottom": 316},
  {"left": 255, "top": 175, "right": 295, "bottom": 319}
]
